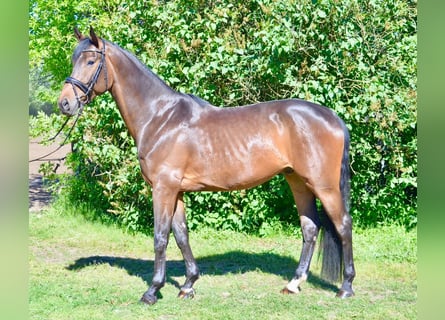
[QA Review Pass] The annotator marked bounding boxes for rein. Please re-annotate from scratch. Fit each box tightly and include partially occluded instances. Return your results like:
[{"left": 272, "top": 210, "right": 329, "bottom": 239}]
[
  {"left": 29, "top": 39, "right": 108, "bottom": 163},
  {"left": 29, "top": 109, "right": 82, "bottom": 163}
]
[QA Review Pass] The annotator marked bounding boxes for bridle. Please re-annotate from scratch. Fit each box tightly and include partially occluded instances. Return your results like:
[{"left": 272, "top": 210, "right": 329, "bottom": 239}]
[
  {"left": 29, "top": 39, "right": 109, "bottom": 164},
  {"left": 65, "top": 38, "right": 108, "bottom": 106}
]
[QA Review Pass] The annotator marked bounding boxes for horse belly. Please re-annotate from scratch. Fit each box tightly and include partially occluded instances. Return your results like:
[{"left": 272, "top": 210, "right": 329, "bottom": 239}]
[{"left": 180, "top": 143, "right": 289, "bottom": 192}]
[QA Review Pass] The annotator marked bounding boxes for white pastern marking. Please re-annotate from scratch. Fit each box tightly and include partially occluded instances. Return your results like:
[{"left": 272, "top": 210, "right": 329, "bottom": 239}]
[{"left": 286, "top": 274, "right": 307, "bottom": 293}]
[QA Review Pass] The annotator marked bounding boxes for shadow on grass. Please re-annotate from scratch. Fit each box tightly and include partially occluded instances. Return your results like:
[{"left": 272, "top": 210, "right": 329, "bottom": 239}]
[{"left": 66, "top": 251, "right": 338, "bottom": 294}]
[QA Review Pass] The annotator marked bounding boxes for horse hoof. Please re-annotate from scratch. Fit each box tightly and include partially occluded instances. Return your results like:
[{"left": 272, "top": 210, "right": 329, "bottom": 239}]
[
  {"left": 280, "top": 287, "right": 299, "bottom": 295},
  {"left": 178, "top": 288, "right": 195, "bottom": 299},
  {"left": 336, "top": 289, "right": 354, "bottom": 299},
  {"left": 140, "top": 293, "right": 157, "bottom": 305}
]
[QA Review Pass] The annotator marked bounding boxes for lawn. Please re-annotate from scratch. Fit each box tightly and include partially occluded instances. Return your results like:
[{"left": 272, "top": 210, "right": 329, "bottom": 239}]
[{"left": 29, "top": 208, "right": 416, "bottom": 319}]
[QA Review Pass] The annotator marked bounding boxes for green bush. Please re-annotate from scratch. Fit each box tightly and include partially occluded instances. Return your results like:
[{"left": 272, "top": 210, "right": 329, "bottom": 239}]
[{"left": 29, "top": 0, "right": 417, "bottom": 233}]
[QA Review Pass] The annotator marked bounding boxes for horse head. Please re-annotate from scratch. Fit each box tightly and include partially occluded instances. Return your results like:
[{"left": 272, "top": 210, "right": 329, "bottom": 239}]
[{"left": 58, "top": 27, "right": 111, "bottom": 116}]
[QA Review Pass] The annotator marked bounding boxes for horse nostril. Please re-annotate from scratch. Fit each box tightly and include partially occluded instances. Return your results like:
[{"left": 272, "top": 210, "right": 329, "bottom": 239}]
[{"left": 59, "top": 98, "right": 70, "bottom": 112}]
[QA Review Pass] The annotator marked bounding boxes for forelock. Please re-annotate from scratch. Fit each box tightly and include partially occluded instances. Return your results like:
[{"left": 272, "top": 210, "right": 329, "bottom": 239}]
[{"left": 72, "top": 38, "right": 93, "bottom": 62}]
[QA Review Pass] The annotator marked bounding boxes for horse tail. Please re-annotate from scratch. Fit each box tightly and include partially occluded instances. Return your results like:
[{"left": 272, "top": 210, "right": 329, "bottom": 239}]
[
  {"left": 339, "top": 120, "right": 351, "bottom": 217},
  {"left": 319, "top": 120, "right": 350, "bottom": 283}
]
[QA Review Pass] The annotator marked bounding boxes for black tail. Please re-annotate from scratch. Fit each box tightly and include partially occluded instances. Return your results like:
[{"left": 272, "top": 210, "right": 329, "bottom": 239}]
[{"left": 319, "top": 121, "right": 350, "bottom": 283}]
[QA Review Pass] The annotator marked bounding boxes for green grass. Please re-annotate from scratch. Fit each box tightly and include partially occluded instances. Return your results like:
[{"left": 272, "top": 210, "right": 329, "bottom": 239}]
[{"left": 29, "top": 208, "right": 416, "bottom": 319}]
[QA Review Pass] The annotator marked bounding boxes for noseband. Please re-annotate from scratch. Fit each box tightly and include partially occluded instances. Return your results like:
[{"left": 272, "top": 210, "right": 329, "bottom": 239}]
[{"left": 65, "top": 39, "right": 108, "bottom": 105}]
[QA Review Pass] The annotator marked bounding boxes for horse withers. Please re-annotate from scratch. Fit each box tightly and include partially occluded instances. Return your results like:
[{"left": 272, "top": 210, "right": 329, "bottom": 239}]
[{"left": 58, "top": 27, "right": 355, "bottom": 305}]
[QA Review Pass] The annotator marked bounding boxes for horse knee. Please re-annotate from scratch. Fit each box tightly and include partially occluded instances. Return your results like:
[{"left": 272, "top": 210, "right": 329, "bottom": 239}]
[
  {"left": 173, "top": 232, "right": 189, "bottom": 249},
  {"left": 154, "top": 234, "right": 169, "bottom": 253}
]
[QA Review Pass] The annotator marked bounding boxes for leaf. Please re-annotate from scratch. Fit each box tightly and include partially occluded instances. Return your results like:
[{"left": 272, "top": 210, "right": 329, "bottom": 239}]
[{"left": 316, "top": 9, "right": 327, "bottom": 19}]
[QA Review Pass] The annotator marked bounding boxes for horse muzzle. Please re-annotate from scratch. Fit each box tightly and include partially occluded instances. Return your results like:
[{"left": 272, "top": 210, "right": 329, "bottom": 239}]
[{"left": 58, "top": 96, "right": 82, "bottom": 116}]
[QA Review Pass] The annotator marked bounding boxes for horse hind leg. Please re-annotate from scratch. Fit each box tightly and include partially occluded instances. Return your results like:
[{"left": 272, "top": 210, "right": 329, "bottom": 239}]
[
  {"left": 281, "top": 174, "right": 320, "bottom": 294},
  {"left": 172, "top": 193, "right": 199, "bottom": 299}
]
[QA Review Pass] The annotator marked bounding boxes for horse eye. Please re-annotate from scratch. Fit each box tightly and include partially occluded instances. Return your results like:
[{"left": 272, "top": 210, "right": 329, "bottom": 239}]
[{"left": 87, "top": 60, "right": 95, "bottom": 66}]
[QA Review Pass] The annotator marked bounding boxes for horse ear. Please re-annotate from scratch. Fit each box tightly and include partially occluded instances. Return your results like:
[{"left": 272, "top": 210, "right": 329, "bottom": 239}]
[
  {"left": 74, "top": 27, "right": 84, "bottom": 41},
  {"left": 89, "top": 26, "right": 100, "bottom": 48}
]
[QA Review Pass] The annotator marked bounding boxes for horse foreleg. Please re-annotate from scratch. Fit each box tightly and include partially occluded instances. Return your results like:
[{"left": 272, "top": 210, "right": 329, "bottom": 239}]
[
  {"left": 140, "top": 185, "right": 176, "bottom": 305},
  {"left": 172, "top": 193, "right": 199, "bottom": 299}
]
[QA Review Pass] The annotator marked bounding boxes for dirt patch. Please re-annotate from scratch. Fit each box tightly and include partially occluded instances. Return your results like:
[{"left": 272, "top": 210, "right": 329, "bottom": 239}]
[{"left": 29, "top": 138, "right": 71, "bottom": 211}]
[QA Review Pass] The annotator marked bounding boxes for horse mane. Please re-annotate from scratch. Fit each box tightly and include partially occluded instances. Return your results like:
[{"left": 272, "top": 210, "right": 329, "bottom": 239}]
[
  {"left": 106, "top": 39, "right": 213, "bottom": 106},
  {"left": 187, "top": 94, "right": 212, "bottom": 107},
  {"left": 106, "top": 39, "right": 175, "bottom": 93}
]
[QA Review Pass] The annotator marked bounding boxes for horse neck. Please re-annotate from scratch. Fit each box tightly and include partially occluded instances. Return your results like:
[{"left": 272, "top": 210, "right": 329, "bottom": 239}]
[{"left": 107, "top": 44, "right": 177, "bottom": 140}]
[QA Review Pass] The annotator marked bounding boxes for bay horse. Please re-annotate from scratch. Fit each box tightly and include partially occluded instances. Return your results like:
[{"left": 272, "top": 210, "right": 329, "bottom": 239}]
[{"left": 58, "top": 27, "right": 355, "bottom": 304}]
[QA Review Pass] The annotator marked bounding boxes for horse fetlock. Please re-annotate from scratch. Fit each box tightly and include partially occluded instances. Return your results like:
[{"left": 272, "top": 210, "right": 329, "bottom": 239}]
[
  {"left": 280, "top": 287, "right": 300, "bottom": 295},
  {"left": 140, "top": 291, "right": 158, "bottom": 305},
  {"left": 336, "top": 289, "right": 354, "bottom": 299},
  {"left": 282, "top": 274, "right": 307, "bottom": 294},
  {"left": 178, "top": 288, "right": 195, "bottom": 299}
]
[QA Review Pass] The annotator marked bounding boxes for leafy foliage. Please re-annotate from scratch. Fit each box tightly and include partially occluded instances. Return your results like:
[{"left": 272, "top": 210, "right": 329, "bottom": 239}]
[{"left": 29, "top": 0, "right": 417, "bottom": 233}]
